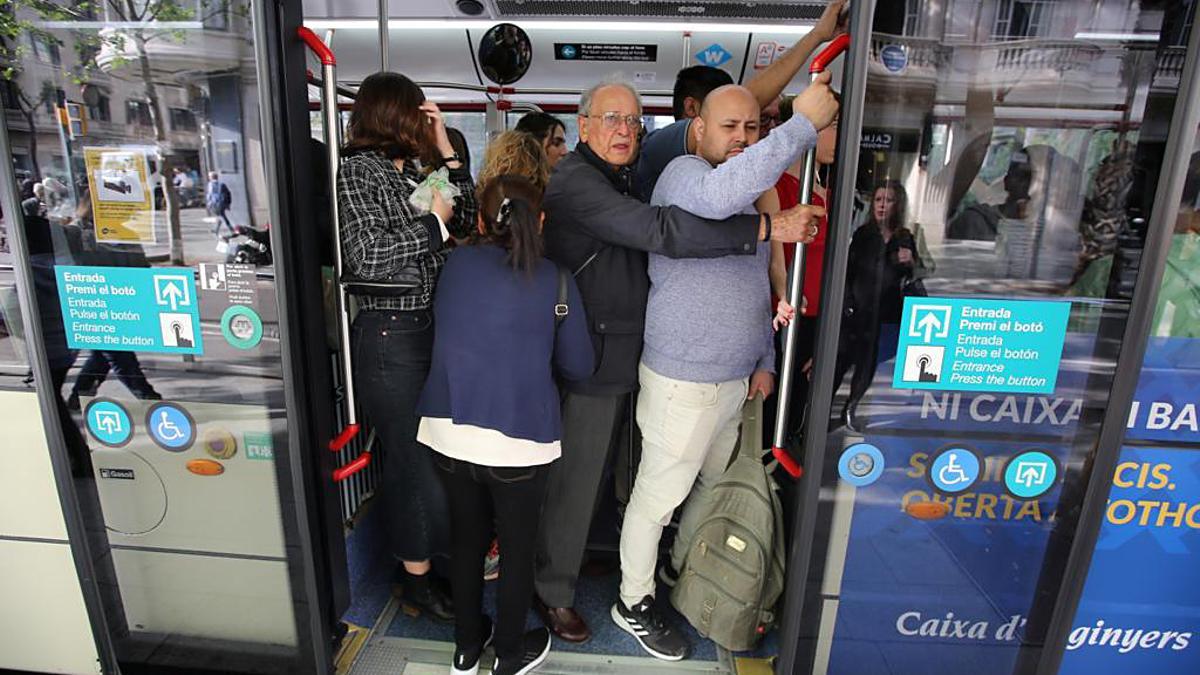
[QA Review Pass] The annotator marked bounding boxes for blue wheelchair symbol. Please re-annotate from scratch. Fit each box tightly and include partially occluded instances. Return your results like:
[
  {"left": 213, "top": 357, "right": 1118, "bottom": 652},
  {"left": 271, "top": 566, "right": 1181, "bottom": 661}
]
[
  {"left": 146, "top": 402, "right": 196, "bottom": 452},
  {"left": 929, "top": 447, "right": 981, "bottom": 494},
  {"left": 561, "top": 45, "right": 577, "bottom": 59}
]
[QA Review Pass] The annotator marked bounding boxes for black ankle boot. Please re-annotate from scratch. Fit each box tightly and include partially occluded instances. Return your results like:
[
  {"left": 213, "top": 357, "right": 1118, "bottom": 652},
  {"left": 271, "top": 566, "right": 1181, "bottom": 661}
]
[
  {"left": 398, "top": 572, "right": 455, "bottom": 623},
  {"left": 842, "top": 400, "right": 864, "bottom": 433}
]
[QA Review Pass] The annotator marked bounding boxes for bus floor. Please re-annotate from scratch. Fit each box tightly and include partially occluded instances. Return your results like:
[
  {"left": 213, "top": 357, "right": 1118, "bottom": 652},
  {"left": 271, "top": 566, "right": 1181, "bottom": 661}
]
[{"left": 338, "top": 496, "right": 780, "bottom": 674}]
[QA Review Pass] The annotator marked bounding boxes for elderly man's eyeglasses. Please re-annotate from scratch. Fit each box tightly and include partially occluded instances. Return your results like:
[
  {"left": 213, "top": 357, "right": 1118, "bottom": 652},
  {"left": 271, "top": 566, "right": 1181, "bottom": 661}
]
[{"left": 588, "top": 112, "right": 642, "bottom": 131}]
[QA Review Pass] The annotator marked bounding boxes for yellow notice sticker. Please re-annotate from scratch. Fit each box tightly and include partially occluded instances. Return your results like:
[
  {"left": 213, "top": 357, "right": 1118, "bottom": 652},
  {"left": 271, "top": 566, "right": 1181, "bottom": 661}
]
[{"left": 84, "top": 146, "right": 157, "bottom": 244}]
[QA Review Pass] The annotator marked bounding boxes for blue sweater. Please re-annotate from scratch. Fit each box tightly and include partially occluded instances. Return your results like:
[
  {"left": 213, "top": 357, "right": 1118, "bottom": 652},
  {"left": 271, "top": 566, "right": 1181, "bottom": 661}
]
[
  {"left": 644, "top": 113, "right": 817, "bottom": 383},
  {"left": 417, "top": 245, "right": 594, "bottom": 443}
]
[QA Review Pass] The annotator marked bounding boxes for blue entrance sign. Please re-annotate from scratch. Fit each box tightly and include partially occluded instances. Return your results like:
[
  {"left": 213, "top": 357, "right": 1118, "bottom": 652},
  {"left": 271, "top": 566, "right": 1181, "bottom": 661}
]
[
  {"left": 85, "top": 398, "right": 133, "bottom": 447},
  {"left": 55, "top": 265, "right": 202, "bottom": 355},
  {"left": 146, "top": 402, "right": 196, "bottom": 451},
  {"left": 893, "top": 297, "right": 1070, "bottom": 394}
]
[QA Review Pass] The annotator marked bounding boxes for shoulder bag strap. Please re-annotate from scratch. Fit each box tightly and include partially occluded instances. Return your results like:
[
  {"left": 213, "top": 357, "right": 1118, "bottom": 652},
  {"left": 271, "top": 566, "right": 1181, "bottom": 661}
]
[{"left": 555, "top": 265, "right": 570, "bottom": 328}]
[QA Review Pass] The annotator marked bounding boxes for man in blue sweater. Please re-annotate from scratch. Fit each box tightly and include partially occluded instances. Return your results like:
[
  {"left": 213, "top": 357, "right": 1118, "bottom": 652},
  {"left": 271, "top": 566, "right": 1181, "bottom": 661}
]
[{"left": 612, "top": 81, "right": 836, "bottom": 660}]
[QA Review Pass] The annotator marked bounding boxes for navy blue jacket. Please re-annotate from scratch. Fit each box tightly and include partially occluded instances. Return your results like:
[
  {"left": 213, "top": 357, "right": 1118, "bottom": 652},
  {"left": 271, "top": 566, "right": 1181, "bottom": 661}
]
[{"left": 417, "top": 244, "right": 594, "bottom": 443}]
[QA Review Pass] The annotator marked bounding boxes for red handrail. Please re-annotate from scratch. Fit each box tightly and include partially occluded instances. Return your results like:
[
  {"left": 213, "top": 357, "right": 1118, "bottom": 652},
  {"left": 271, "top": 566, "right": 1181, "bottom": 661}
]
[
  {"left": 297, "top": 26, "right": 336, "bottom": 66},
  {"left": 329, "top": 423, "right": 360, "bottom": 452},
  {"left": 333, "top": 451, "right": 371, "bottom": 482},
  {"left": 810, "top": 34, "right": 850, "bottom": 73}
]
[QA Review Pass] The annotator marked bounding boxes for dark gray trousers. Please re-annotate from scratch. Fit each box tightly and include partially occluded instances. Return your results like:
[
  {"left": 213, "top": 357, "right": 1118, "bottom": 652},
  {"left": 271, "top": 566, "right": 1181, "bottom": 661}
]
[{"left": 534, "top": 390, "right": 630, "bottom": 607}]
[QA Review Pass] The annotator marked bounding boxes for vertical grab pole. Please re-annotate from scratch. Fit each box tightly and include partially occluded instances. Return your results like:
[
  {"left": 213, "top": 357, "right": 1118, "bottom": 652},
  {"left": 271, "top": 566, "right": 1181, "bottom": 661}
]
[
  {"left": 772, "top": 34, "right": 850, "bottom": 479},
  {"left": 378, "top": 0, "right": 389, "bottom": 72},
  {"left": 298, "top": 27, "right": 362, "bottom": 452}
]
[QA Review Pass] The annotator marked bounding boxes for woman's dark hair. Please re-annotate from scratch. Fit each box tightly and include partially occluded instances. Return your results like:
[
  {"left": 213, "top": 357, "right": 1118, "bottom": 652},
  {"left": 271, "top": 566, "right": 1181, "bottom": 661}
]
[
  {"left": 346, "top": 71, "right": 435, "bottom": 162},
  {"left": 475, "top": 175, "right": 543, "bottom": 274},
  {"left": 445, "top": 126, "right": 471, "bottom": 174},
  {"left": 514, "top": 112, "right": 564, "bottom": 143},
  {"left": 870, "top": 179, "right": 908, "bottom": 232}
]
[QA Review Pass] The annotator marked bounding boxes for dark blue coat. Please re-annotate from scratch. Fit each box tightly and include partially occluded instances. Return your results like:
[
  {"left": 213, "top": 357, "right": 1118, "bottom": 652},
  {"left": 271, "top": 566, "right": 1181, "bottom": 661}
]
[{"left": 417, "top": 244, "right": 594, "bottom": 444}]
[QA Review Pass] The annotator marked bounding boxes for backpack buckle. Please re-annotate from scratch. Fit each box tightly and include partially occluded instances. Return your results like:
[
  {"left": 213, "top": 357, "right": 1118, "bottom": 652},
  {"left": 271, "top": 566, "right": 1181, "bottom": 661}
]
[{"left": 554, "top": 303, "right": 569, "bottom": 318}]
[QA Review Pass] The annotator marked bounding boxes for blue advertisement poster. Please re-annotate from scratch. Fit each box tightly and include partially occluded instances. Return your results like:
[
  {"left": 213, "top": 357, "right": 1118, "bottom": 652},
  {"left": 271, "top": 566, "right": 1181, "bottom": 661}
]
[
  {"left": 825, "top": 435, "right": 1063, "bottom": 674},
  {"left": 822, "top": 332, "right": 1200, "bottom": 674},
  {"left": 1061, "top": 333, "right": 1200, "bottom": 673},
  {"left": 1062, "top": 445, "right": 1200, "bottom": 673}
]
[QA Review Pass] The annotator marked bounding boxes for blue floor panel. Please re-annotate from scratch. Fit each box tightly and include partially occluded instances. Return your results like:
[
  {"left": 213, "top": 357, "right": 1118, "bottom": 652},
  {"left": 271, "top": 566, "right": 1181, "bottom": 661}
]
[
  {"left": 384, "top": 570, "right": 727, "bottom": 661},
  {"left": 344, "top": 500, "right": 781, "bottom": 662},
  {"left": 341, "top": 501, "right": 396, "bottom": 628}
]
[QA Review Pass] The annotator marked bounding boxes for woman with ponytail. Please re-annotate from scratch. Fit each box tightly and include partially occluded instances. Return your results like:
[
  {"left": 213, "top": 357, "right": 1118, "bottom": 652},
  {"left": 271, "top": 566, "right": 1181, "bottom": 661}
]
[{"left": 416, "top": 176, "right": 594, "bottom": 675}]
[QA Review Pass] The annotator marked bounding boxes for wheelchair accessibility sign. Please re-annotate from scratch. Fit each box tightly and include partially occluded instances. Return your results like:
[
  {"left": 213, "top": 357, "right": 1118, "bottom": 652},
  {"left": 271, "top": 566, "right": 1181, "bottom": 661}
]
[
  {"left": 928, "top": 446, "right": 982, "bottom": 494},
  {"left": 146, "top": 402, "right": 196, "bottom": 451},
  {"left": 893, "top": 297, "right": 1070, "bottom": 394}
]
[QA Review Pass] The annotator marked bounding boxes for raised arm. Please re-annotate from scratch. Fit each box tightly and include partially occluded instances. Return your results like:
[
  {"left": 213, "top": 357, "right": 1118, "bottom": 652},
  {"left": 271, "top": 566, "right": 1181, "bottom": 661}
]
[
  {"left": 745, "top": 0, "right": 846, "bottom": 109},
  {"left": 659, "top": 114, "right": 817, "bottom": 219}
]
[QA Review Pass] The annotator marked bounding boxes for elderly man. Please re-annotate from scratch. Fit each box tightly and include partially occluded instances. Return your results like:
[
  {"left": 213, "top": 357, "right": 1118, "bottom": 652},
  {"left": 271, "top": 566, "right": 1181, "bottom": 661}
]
[
  {"left": 613, "top": 81, "right": 835, "bottom": 660},
  {"left": 535, "top": 77, "right": 833, "bottom": 644}
]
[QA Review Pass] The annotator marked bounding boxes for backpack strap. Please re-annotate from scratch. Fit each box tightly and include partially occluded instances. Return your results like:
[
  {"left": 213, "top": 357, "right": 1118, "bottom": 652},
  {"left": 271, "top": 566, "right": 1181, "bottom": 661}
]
[{"left": 555, "top": 265, "right": 570, "bottom": 327}]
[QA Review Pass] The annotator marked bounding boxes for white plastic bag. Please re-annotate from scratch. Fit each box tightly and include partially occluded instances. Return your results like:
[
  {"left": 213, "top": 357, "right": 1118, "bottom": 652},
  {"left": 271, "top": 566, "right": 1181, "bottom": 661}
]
[{"left": 408, "top": 167, "right": 461, "bottom": 213}]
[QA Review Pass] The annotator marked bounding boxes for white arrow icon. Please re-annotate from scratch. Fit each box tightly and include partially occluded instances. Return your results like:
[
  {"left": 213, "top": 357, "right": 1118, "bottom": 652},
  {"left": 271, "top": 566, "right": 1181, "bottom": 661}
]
[
  {"left": 95, "top": 410, "right": 122, "bottom": 435},
  {"left": 917, "top": 312, "right": 942, "bottom": 342},
  {"left": 161, "top": 282, "right": 184, "bottom": 310}
]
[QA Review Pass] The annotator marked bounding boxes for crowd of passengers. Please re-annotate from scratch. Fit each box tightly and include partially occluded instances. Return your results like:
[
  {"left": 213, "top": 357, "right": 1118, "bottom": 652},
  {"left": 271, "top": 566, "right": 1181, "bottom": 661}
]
[{"left": 335, "top": 3, "right": 923, "bottom": 673}]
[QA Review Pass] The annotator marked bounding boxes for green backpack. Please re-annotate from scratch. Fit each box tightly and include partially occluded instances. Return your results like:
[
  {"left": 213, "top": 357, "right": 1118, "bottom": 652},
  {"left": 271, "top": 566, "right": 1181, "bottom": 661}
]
[{"left": 669, "top": 397, "right": 787, "bottom": 651}]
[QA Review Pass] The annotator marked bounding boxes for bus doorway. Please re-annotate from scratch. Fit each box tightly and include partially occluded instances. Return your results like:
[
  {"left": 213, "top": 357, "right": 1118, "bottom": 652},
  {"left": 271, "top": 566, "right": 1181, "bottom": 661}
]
[{"left": 776, "top": 1, "right": 1200, "bottom": 675}]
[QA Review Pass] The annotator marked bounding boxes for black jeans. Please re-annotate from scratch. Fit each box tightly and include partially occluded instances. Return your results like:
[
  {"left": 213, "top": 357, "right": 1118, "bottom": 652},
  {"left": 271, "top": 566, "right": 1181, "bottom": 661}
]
[
  {"left": 352, "top": 309, "right": 448, "bottom": 562},
  {"left": 434, "top": 454, "right": 549, "bottom": 660}
]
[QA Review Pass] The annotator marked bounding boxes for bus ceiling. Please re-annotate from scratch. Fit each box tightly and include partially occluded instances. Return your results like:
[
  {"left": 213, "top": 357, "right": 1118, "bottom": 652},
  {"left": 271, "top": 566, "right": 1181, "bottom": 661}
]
[{"left": 301, "top": 0, "right": 840, "bottom": 106}]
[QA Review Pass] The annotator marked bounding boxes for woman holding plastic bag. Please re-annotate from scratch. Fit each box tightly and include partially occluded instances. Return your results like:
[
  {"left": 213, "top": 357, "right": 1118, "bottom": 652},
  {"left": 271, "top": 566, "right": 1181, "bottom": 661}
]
[{"left": 337, "top": 71, "right": 477, "bottom": 622}]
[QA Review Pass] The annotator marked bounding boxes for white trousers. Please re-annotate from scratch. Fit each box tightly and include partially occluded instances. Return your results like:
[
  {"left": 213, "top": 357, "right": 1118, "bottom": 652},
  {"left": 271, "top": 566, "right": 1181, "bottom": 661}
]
[{"left": 618, "top": 362, "right": 747, "bottom": 607}]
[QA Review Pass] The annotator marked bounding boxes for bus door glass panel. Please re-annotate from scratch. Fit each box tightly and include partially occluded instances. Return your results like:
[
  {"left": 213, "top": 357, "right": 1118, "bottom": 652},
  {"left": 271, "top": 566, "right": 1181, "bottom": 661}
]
[
  {"left": 798, "top": 2, "right": 1197, "bottom": 674},
  {"left": 1064, "top": 113, "right": 1200, "bottom": 672},
  {"left": 0, "top": 3, "right": 316, "bottom": 672}
]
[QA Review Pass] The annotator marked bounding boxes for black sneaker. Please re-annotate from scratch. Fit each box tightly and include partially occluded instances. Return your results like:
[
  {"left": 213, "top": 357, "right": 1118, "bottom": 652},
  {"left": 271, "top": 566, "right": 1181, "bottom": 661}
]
[
  {"left": 492, "top": 627, "right": 551, "bottom": 675},
  {"left": 451, "top": 615, "right": 494, "bottom": 675},
  {"left": 657, "top": 563, "right": 679, "bottom": 589},
  {"left": 611, "top": 596, "right": 688, "bottom": 661}
]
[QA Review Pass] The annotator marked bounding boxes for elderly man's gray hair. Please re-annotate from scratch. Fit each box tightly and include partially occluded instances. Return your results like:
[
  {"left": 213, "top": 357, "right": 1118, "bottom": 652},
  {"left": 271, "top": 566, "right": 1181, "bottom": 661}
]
[{"left": 578, "top": 76, "right": 643, "bottom": 117}]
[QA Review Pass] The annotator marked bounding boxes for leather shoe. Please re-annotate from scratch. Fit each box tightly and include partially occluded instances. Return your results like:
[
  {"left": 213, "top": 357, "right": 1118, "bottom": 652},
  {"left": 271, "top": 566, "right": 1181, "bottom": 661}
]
[
  {"left": 393, "top": 571, "right": 455, "bottom": 623},
  {"left": 533, "top": 596, "right": 590, "bottom": 643}
]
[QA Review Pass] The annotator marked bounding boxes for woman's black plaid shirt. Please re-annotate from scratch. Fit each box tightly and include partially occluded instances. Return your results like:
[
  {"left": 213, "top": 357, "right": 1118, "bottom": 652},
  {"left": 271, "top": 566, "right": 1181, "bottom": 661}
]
[{"left": 336, "top": 149, "right": 477, "bottom": 311}]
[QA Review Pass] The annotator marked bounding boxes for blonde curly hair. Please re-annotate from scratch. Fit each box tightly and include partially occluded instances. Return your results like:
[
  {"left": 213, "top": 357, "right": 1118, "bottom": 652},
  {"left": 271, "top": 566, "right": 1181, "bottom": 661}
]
[{"left": 478, "top": 130, "right": 551, "bottom": 194}]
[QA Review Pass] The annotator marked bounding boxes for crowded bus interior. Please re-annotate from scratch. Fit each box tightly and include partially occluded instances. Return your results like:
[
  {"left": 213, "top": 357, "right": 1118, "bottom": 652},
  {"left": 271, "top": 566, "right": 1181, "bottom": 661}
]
[{"left": 1, "top": 0, "right": 1200, "bottom": 674}]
